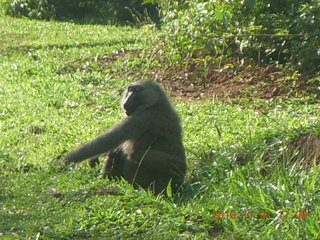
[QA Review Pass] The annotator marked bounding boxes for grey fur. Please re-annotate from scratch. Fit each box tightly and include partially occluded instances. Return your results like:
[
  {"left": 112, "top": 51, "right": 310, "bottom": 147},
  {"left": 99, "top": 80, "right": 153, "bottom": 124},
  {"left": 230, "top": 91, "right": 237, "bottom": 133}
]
[{"left": 64, "top": 80, "right": 186, "bottom": 194}]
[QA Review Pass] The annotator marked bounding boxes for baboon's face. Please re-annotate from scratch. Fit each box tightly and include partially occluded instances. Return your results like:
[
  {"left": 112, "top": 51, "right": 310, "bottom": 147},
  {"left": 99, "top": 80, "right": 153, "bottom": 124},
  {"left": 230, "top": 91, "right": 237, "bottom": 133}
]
[
  {"left": 121, "top": 80, "right": 161, "bottom": 116},
  {"left": 122, "top": 84, "right": 144, "bottom": 116}
]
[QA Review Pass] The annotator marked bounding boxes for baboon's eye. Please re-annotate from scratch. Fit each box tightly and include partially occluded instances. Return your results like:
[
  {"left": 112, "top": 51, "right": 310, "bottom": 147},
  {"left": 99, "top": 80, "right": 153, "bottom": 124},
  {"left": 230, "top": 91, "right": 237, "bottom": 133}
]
[
  {"left": 128, "top": 86, "right": 143, "bottom": 93},
  {"left": 128, "top": 86, "right": 134, "bottom": 92}
]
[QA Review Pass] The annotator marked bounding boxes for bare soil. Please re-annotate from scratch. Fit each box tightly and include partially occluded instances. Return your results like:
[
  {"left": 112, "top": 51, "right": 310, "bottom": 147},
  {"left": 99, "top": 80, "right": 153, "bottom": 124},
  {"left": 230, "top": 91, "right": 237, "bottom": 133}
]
[
  {"left": 97, "top": 50, "right": 319, "bottom": 101},
  {"left": 288, "top": 133, "right": 320, "bottom": 168}
]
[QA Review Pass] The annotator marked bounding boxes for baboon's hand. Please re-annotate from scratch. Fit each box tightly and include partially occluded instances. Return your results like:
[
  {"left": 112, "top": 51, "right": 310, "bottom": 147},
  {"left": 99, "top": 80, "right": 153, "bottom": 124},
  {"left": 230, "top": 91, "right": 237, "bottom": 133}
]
[
  {"left": 53, "top": 150, "right": 70, "bottom": 164},
  {"left": 62, "top": 156, "right": 72, "bottom": 165}
]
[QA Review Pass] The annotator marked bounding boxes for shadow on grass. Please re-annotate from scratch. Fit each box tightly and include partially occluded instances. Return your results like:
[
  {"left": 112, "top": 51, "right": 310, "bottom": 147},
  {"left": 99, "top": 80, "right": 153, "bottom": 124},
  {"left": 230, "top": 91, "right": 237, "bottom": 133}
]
[{"left": 0, "top": 38, "right": 141, "bottom": 55}]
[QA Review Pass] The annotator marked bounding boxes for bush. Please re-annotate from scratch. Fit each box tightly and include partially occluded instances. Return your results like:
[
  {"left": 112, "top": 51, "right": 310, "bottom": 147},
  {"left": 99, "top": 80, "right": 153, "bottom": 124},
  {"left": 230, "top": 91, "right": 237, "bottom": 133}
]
[
  {"left": 3, "top": 0, "right": 55, "bottom": 20},
  {"left": 1, "top": 0, "right": 159, "bottom": 24},
  {"left": 157, "top": 0, "right": 320, "bottom": 72}
]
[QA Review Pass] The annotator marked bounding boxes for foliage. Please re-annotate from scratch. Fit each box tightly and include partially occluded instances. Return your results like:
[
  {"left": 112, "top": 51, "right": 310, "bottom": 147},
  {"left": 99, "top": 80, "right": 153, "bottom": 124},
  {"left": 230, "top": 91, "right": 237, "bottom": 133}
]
[
  {"left": 1, "top": 0, "right": 55, "bottom": 20},
  {"left": 1, "top": 0, "right": 159, "bottom": 24},
  {"left": 157, "top": 0, "right": 320, "bottom": 72}
]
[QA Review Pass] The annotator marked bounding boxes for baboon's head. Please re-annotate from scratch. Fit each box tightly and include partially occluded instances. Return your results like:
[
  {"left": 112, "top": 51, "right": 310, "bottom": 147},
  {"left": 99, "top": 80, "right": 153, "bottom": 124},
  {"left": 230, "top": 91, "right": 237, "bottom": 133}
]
[{"left": 121, "top": 80, "right": 166, "bottom": 116}]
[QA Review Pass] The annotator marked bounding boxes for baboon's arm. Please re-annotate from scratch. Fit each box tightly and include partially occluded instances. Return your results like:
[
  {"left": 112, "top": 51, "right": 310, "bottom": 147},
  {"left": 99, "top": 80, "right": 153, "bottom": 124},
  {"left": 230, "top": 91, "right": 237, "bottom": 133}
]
[{"left": 64, "top": 115, "right": 150, "bottom": 163}]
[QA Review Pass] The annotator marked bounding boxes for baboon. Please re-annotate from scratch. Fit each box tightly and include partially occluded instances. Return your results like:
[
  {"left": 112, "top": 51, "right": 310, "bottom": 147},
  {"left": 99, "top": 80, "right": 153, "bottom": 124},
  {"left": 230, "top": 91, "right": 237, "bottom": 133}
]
[{"left": 63, "top": 79, "right": 186, "bottom": 194}]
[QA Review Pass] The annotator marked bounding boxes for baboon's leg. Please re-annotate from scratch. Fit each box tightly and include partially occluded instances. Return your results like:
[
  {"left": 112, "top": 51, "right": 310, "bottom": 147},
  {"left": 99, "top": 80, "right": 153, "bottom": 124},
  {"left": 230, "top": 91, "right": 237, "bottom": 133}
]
[
  {"left": 102, "top": 148, "right": 126, "bottom": 179},
  {"left": 123, "top": 150, "right": 185, "bottom": 194}
]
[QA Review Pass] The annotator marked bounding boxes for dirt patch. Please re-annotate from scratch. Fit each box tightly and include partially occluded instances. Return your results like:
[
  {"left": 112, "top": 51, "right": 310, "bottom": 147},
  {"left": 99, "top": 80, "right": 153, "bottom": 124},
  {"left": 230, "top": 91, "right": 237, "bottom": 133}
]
[
  {"left": 287, "top": 133, "right": 320, "bottom": 168},
  {"left": 151, "top": 58, "right": 318, "bottom": 101},
  {"left": 67, "top": 49, "right": 319, "bottom": 101}
]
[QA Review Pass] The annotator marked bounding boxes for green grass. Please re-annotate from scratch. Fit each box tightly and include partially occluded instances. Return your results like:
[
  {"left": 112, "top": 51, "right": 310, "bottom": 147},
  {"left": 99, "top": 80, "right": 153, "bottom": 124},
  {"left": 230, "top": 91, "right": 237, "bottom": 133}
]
[{"left": 0, "top": 16, "right": 319, "bottom": 240}]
